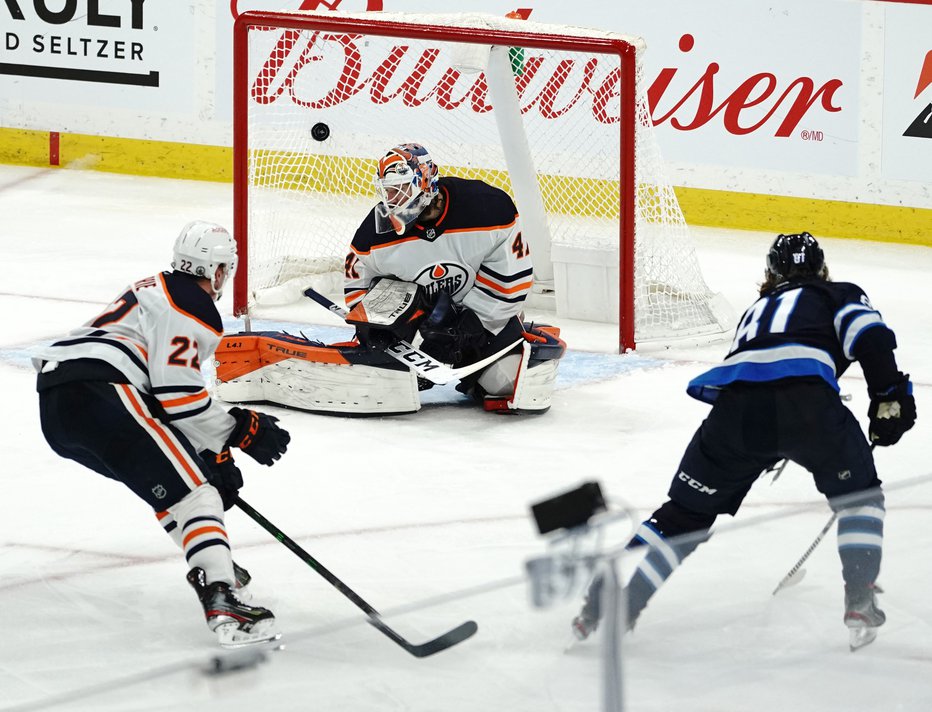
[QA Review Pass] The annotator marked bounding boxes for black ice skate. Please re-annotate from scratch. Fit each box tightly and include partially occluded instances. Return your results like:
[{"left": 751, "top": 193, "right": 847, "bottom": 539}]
[
  {"left": 187, "top": 567, "right": 279, "bottom": 648},
  {"left": 844, "top": 583, "right": 885, "bottom": 651}
]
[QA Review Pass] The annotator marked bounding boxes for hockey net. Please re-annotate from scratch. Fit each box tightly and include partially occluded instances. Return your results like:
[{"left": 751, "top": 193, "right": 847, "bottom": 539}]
[{"left": 233, "top": 10, "right": 732, "bottom": 350}]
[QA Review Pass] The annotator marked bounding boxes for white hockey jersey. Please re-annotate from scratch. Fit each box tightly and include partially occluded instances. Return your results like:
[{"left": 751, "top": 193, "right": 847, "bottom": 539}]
[
  {"left": 32, "top": 271, "right": 236, "bottom": 452},
  {"left": 344, "top": 177, "right": 533, "bottom": 334}
]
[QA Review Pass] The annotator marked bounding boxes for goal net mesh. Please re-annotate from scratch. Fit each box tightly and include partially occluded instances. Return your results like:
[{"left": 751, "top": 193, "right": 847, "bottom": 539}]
[{"left": 238, "top": 11, "right": 731, "bottom": 345}]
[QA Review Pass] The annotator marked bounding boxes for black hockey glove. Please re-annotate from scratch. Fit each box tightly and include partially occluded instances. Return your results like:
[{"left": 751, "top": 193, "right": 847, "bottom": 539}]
[
  {"left": 868, "top": 374, "right": 916, "bottom": 446},
  {"left": 228, "top": 407, "right": 291, "bottom": 465},
  {"left": 201, "top": 449, "right": 243, "bottom": 511},
  {"left": 418, "top": 292, "right": 489, "bottom": 367}
]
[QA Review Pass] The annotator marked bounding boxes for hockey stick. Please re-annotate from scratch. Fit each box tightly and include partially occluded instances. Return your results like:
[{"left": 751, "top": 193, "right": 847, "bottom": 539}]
[
  {"left": 771, "top": 512, "right": 838, "bottom": 595},
  {"left": 303, "top": 287, "right": 523, "bottom": 385},
  {"left": 772, "top": 444, "right": 876, "bottom": 595},
  {"left": 234, "top": 496, "right": 478, "bottom": 658},
  {"left": 766, "top": 458, "right": 789, "bottom": 486}
]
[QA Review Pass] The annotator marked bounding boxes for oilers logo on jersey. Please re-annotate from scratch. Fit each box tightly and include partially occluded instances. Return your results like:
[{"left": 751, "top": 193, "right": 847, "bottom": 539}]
[{"left": 416, "top": 262, "right": 469, "bottom": 299}]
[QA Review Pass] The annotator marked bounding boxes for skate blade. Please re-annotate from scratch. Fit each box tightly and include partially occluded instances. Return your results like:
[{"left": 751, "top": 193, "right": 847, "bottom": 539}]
[
  {"left": 848, "top": 625, "right": 878, "bottom": 652},
  {"left": 215, "top": 619, "right": 281, "bottom": 649}
]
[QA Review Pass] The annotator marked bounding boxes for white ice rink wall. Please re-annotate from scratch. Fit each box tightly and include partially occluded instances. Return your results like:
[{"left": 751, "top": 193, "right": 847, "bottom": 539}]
[{"left": 0, "top": 0, "right": 930, "bottom": 244}]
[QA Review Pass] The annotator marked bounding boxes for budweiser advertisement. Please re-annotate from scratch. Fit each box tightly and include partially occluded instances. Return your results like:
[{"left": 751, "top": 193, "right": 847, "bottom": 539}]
[{"left": 220, "top": 0, "right": 861, "bottom": 176}]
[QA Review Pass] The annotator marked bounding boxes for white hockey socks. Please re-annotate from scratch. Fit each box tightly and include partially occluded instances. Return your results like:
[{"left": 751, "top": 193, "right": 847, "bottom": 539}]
[{"left": 167, "top": 484, "right": 235, "bottom": 586}]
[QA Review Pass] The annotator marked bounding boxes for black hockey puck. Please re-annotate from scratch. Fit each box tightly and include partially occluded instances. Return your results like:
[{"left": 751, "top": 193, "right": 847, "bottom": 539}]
[{"left": 311, "top": 122, "right": 330, "bottom": 142}]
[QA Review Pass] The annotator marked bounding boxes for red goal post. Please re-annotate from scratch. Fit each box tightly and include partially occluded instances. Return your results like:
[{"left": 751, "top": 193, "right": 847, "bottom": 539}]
[{"left": 232, "top": 10, "right": 731, "bottom": 351}]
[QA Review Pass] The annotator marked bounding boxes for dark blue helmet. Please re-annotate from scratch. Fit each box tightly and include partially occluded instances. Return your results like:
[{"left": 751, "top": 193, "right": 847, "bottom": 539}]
[{"left": 766, "top": 232, "right": 825, "bottom": 280}]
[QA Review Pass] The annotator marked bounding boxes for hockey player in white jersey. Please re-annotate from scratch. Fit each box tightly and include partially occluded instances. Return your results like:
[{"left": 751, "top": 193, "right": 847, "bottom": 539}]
[
  {"left": 34, "top": 221, "right": 291, "bottom": 648},
  {"left": 342, "top": 142, "right": 559, "bottom": 411}
]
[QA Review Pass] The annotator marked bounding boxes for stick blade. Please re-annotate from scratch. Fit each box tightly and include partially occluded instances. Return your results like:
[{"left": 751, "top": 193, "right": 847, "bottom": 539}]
[
  {"left": 369, "top": 618, "right": 478, "bottom": 658},
  {"left": 772, "top": 567, "right": 807, "bottom": 595}
]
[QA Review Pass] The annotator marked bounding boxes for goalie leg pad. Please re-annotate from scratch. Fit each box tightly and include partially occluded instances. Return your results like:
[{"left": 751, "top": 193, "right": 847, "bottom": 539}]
[
  {"left": 215, "top": 333, "right": 420, "bottom": 416},
  {"left": 218, "top": 358, "right": 420, "bottom": 416},
  {"left": 482, "top": 324, "right": 565, "bottom": 414}
]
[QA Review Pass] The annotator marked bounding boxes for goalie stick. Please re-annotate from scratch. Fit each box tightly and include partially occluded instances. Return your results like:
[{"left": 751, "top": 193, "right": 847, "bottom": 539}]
[
  {"left": 303, "top": 287, "right": 523, "bottom": 385},
  {"left": 234, "top": 496, "right": 478, "bottom": 658}
]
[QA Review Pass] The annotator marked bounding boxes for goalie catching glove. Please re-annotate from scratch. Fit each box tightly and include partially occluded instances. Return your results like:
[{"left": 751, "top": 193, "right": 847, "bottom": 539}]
[
  {"left": 346, "top": 278, "right": 429, "bottom": 350},
  {"left": 868, "top": 374, "right": 916, "bottom": 446},
  {"left": 201, "top": 449, "right": 243, "bottom": 511},
  {"left": 418, "top": 291, "right": 488, "bottom": 367},
  {"left": 227, "top": 407, "right": 291, "bottom": 465}
]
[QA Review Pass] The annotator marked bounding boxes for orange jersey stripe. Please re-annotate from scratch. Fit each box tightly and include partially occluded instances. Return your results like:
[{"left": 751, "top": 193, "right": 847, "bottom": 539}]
[
  {"left": 160, "top": 390, "right": 209, "bottom": 408},
  {"left": 182, "top": 525, "right": 227, "bottom": 548},
  {"left": 119, "top": 384, "right": 204, "bottom": 487},
  {"left": 475, "top": 274, "right": 533, "bottom": 295},
  {"left": 442, "top": 218, "right": 518, "bottom": 235},
  {"left": 356, "top": 234, "right": 424, "bottom": 254},
  {"left": 158, "top": 273, "right": 223, "bottom": 336}
]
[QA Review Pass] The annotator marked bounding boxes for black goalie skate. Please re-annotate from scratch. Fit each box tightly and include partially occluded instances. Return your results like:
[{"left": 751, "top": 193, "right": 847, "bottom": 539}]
[
  {"left": 187, "top": 567, "right": 280, "bottom": 648},
  {"left": 844, "top": 583, "right": 885, "bottom": 652}
]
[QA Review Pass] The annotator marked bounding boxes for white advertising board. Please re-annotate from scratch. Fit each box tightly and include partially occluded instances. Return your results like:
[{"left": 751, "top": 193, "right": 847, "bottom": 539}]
[
  {"left": 881, "top": 3, "right": 932, "bottom": 184},
  {"left": 218, "top": 0, "right": 861, "bottom": 176},
  {"left": 0, "top": 0, "right": 196, "bottom": 127}
]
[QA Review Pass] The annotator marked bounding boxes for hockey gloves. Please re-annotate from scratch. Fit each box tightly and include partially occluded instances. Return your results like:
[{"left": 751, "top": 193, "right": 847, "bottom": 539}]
[
  {"left": 201, "top": 449, "right": 243, "bottom": 511},
  {"left": 419, "top": 292, "right": 489, "bottom": 367},
  {"left": 228, "top": 407, "right": 291, "bottom": 465},
  {"left": 868, "top": 374, "right": 916, "bottom": 446},
  {"left": 347, "top": 278, "right": 430, "bottom": 350}
]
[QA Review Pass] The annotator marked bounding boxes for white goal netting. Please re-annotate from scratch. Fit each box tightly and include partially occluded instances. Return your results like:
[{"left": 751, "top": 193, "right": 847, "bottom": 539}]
[{"left": 235, "top": 11, "right": 732, "bottom": 348}]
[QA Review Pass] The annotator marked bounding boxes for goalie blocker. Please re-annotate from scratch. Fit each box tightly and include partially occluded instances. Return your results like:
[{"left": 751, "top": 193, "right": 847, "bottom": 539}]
[{"left": 214, "top": 325, "right": 565, "bottom": 416}]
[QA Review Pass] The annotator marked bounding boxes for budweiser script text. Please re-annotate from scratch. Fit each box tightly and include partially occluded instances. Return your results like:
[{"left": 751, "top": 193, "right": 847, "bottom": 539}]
[{"left": 251, "top": 30, "right": 843, "bottom": 138}]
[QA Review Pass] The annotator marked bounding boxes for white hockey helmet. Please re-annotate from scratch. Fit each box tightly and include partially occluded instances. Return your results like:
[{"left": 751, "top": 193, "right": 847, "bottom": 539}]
[
  {"left": 373, "top": 143, "right": 440, "bottom": 235},
  {"left": 171, "top": 220, "right": 238, "bottom": 300}
]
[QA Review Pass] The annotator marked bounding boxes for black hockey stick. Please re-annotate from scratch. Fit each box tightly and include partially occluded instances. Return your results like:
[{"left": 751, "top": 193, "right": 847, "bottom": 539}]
[
  {"left": 766, "top": 458, "right": 789, "bottom": 486},
  {"left": 234, "top": 496, "right": 478, "bottom": 658},
  {"left": 303, "top": 287, "right": 523, "bottom": 385}
]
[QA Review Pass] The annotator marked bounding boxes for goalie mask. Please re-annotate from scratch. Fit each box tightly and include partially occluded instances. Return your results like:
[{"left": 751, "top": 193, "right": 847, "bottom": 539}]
[
  {"left": 373, "top": 143, "right": 440, "bottom": 235},
  {"left": 766, "top": 232, "right": 826, "bottom": 282},
  {"left": 172, "top": 220, "right": 238, "bottom": 301}
]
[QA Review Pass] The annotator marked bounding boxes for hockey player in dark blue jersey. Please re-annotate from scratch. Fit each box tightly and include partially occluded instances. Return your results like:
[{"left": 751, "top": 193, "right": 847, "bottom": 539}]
[{"left": 572, "top": 232, "right": 916, "bottom": 650}]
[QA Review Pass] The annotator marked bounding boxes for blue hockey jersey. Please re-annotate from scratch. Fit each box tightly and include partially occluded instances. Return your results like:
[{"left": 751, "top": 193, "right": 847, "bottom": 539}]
[{"left": 687, "top": 279, "right": 897, "bottom": 404}]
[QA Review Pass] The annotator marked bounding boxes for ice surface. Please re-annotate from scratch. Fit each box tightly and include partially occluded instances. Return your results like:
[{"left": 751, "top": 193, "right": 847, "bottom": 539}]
[{"left": 1, "top": 165, "right": 929, "bottom": 711}]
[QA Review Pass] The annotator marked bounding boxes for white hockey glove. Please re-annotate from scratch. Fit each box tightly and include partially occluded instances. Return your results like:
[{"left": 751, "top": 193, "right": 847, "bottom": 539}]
[{"left": 346, "top": 278, "right": 429, "bottom": 349}]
